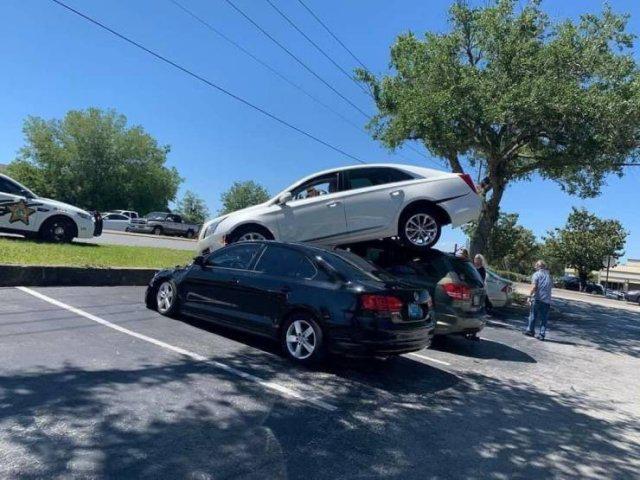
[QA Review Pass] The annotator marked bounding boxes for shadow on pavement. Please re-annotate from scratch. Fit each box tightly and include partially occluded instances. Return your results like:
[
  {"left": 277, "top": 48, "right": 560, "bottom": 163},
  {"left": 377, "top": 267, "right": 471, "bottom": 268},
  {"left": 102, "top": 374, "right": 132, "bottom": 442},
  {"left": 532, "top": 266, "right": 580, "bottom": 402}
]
[
  {"left": 431, "top": 335, "right": 536, "bottom": 363},
  {"left": 1, "top": 351, "right": 639, "bottom": 479}
]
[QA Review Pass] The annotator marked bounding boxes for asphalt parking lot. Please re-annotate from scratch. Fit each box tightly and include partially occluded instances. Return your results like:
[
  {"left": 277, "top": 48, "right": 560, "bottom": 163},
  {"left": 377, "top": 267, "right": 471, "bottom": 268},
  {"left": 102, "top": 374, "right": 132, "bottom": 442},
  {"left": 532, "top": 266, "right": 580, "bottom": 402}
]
[{"left": 1, "top": 287, "right": 639, "bottom": 479}]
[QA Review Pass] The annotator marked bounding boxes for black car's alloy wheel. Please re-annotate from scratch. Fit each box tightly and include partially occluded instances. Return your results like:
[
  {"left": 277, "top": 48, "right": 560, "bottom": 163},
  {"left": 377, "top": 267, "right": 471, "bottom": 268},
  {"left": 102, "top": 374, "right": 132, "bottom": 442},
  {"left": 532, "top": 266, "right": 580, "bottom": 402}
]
[
  {"left": 281, "top": 316, "right": 324, "bottom": 365},
  {"left": 156, "top": 280, "right": 178, "bottom": 316}
]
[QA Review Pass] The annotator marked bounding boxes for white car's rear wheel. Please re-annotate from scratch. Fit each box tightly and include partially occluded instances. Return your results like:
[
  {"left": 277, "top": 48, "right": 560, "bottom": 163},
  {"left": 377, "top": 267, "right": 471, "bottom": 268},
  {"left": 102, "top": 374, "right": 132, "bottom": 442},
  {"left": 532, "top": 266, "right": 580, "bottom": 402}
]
[{"left": 399, "top": 209, "right": 442, "bottom": 249}]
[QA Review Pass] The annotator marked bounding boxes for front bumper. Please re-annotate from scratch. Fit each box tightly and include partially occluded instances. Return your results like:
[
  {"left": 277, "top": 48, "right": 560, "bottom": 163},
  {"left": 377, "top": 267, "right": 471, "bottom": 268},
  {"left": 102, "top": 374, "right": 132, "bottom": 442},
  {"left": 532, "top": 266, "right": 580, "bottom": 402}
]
[
  {"left": 330, "top": 315, "right": 436, "bottom": 355},
  {"left": 198, "top": 231, "right": 226, "bottom": 255}
]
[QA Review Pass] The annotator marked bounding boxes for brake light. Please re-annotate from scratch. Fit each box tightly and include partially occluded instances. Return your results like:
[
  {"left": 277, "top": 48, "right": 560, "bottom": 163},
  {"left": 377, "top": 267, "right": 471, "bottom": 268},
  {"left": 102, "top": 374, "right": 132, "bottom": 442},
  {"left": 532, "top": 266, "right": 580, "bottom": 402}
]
[
  {"left": 360, "top": 294, "right": 403, "bottom": 313},
  {"left": 458, "top": 173, "right": 478, "bottom": 193},
  {"left": 501, "top": 285, "right": 512, "bottom": 293},
  {"left": 442, "top": 283, "right": 472, "bottom": 301}
]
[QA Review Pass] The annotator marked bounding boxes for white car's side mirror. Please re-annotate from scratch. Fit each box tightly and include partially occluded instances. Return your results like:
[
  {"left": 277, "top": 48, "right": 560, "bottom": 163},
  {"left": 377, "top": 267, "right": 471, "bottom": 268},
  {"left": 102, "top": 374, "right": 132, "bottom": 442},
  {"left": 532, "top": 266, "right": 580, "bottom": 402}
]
[{"left": 278, "top": 192, "right": 293, "bottom": 205}]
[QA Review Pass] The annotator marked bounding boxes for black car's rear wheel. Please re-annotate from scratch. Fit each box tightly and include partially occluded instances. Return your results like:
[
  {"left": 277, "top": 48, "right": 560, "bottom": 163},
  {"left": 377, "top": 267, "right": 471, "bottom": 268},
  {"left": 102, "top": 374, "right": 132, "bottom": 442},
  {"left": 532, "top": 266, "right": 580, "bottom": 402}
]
[
  {"left": 156, "top": 280, "right": 179, "bottom": 316},
  {"left": 281, "top": 315, "right": 325, "bottom": 365}
]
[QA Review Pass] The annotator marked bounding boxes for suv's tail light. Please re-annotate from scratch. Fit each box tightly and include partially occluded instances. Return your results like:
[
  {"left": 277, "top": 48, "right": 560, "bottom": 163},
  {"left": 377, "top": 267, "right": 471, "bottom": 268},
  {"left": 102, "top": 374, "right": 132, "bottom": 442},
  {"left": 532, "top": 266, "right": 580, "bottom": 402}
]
[
  {"left": 458, "top": 173, "right": 478, "bottom": 193},
  {"left": 501, "top": 285, "right": 512, "bottom": 293},
  {"left": 442, "top": 283, "right": 472, "bottom": 301},
  {"left": 360, "top": 294, "right": 403, "bottom": 313}
]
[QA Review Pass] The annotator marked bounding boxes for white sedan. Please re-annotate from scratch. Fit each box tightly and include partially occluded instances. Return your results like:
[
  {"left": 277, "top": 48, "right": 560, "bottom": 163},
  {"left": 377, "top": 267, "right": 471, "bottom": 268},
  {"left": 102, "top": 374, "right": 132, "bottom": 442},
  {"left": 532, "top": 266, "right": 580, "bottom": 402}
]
[
  {"left": 198, "top": 164, "right": 481, "bottom": 254},
  {"left": 102, "top": 212, "right": 132, "bottom": 232},
  {"left": 485, "top": 269, "right": 514, "bottom": 308}
]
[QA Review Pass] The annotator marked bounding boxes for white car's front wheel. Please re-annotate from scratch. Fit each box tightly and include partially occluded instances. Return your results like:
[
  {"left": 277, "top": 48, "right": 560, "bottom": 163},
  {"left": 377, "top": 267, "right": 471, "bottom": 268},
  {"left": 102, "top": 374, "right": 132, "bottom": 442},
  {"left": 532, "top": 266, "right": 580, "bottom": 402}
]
[
  {"left": 227, "top": 225, "right": 274, "bottom": 244},
  {"left": 399, "top": 209, "right": 442, "bottom": 249}
]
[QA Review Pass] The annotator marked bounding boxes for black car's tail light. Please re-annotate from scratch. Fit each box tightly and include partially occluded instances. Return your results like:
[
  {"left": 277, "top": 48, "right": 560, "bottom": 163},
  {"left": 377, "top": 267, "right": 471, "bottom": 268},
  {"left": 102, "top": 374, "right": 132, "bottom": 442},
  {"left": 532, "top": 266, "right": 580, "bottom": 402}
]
[
  {"left": 442, "top": 283, "right": 472, "bottom": 301},
  {"left": 360, "top": 294, "right": 403, "bottom": 313}
]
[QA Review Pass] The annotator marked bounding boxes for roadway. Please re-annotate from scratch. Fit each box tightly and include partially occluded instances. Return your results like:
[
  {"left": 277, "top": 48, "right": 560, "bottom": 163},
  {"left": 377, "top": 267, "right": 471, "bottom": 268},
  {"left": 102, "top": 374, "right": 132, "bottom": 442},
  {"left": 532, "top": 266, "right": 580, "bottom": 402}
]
[
  {"left": 1, "top": 286, "right": 638, "bottom": 479},
  {"left": 76, "top": 230, "right": 197, "bottom": 251}
]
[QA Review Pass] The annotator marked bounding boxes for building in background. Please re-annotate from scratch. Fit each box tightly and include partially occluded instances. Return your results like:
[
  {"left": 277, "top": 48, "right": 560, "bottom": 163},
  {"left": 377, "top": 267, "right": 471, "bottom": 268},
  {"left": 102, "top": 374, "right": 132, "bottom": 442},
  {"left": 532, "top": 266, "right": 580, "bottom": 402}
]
[{"left": 598, "top": 259, "right": 640, "bottom": 292}]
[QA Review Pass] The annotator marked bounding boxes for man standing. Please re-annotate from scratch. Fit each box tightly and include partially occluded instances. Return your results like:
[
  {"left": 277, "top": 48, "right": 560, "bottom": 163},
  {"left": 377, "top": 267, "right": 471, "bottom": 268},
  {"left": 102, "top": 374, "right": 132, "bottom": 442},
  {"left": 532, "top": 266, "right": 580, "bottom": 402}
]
[{"left": 525, "top": 260, "right": 553, "bottom": 340}]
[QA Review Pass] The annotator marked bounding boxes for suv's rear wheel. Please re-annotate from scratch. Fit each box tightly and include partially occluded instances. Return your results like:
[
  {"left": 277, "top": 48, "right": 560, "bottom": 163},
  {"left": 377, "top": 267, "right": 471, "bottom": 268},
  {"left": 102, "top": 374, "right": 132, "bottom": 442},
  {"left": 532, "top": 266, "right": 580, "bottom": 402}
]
[
  {"left": 40, "top": 217, "right": 76, "bottom": 243},
  {"left": 228, "top": 225, "right": 273, "bottom": 244},
  {"left": 281, "top": 315, "right": 325, "bottom": 365},
  {"left": 399, "top": 208, "right": 442, "bottom": 249}
]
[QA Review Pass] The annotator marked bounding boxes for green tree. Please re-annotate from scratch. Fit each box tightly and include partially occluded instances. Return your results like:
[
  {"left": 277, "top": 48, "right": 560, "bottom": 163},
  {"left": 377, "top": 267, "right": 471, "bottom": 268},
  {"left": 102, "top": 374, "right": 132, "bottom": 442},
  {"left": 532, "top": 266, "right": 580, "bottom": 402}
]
[
  {"left": 543, "top": 208, "right": 627, "bottom": 287},
  {"left": 175, "top": 190, "right": 209, "bottom": 224},
  {"left": 464, "top": 211, "right": 539, "bottom": 274},
  {"left": 219, "top": 181, "right": 270, "bottom": 215},
  {"left": 6, "top": 108, "right": 182, "bottom": 213},
  {"left": 357, "top": 0, "right": 640, "bottom": 254}
]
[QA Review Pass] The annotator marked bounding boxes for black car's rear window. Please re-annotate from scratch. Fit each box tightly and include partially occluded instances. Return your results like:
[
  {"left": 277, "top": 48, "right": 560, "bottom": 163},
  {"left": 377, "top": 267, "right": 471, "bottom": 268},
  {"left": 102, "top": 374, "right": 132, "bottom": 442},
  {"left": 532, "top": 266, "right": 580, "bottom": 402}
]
[
  {"left": 414, "top": 255, "right": 484, "bottom": 287},
  {"left": 323, "top": 249, "right": 396, "bottom": 283}
]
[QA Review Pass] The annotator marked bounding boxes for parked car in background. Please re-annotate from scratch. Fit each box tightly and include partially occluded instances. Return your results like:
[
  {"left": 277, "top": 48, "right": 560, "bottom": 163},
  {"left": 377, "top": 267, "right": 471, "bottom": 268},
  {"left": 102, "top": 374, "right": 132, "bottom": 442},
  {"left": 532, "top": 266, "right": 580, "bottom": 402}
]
[
  {"left": 146, "top": 241, "right": 435, "bottom": 364},
  {"left": 485, "top": 269, "right": 513, "bottom": 308},
  {"left": 108, "top": 209, "right": 139, "bottom": 219},
  {"left": 102, "top": 212, "right": 132, "bottom": 232},
  {"left": 624, "top": 290, "right": 640, "bottom": 305},
  {"left": 341, "top": 239, "right": 486, "bottom": 339},
  {"left": 129, "top": 212, "right": 200, "bottom": 238},
  {"left": 0, "top": 173, "right": 102, "bottom": 242},
  {"left": 198, "top": 164, "right": 481, "bottom": 255},
  {"left": 605, "top": 289, "right": 625, "bottom": 300},
  {"left": 557, "top": 275, "right": 604, "bottom": 295}
]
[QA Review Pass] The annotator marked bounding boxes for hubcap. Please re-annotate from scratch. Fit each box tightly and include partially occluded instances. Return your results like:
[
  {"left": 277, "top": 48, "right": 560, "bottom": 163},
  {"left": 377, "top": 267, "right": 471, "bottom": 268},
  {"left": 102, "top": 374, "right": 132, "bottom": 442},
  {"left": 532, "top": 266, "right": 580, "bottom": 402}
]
[
  {"left": 285, "top": 320, "right": 316, "bottom": 360},
  {"left": 238, "top": 232, "right": 266, "bottom": 242},
  {"left": 53, "top": 225, "right": 65, "bottom": 237},
  {"left": 156, "top": 282, "right": 174, "bottom": 313},
  {"left": 404, "top": 213, "right": 438, "bottom": 246}
]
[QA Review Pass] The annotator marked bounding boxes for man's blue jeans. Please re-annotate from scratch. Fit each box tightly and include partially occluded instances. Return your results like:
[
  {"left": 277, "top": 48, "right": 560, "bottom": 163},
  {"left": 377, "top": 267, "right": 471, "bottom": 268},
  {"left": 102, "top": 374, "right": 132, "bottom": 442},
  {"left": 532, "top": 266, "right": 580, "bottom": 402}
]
[{"left": 527, "top": 300, "right": 551, "bottom": 337}]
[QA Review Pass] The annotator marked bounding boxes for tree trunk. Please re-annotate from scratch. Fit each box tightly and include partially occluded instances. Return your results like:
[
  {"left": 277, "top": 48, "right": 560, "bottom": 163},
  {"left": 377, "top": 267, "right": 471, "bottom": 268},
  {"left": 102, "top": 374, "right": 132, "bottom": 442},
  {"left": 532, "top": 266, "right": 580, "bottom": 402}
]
[{"left": 470, "top": 182, "right": 505, "bottom": 257}]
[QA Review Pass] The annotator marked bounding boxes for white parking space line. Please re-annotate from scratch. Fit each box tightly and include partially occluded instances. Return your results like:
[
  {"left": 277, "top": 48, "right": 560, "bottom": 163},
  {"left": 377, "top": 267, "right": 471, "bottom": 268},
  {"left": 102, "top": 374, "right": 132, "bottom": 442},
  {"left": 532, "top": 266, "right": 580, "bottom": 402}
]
[
  {"left": 16, "top": 286, "right": 337, "bottom": 412},
  {"left": 407, "top": 352, "right": 451, "bottom": 366}
]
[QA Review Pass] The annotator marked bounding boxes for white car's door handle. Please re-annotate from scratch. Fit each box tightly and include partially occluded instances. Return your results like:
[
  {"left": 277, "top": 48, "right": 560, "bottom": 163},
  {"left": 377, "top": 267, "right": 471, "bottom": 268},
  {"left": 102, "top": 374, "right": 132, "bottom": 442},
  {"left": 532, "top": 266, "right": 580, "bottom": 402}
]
[
  {"left": 326, "top": 201, "right": 341, "bottom": 208},
  {"left": 390, "top": 190, "right": 403, "bottom": 197}
]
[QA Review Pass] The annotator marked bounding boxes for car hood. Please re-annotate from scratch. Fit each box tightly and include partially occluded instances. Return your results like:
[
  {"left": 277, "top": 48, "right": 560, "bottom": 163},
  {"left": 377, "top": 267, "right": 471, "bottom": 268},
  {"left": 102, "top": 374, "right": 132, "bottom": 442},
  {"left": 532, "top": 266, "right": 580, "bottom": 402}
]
[
  {"left": 204, "top": 202, "right": 271, "bottom": 227},
  {"left": 37, "top": 197, "right": 90, "bottom": 216}
]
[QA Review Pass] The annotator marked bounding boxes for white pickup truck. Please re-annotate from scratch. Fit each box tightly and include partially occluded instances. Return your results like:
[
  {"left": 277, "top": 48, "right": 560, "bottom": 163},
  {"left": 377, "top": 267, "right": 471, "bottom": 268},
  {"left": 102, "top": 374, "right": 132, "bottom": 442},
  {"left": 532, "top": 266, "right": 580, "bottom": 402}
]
[{"left": 0, "top": 173, "right": 103, "bottom": 242}]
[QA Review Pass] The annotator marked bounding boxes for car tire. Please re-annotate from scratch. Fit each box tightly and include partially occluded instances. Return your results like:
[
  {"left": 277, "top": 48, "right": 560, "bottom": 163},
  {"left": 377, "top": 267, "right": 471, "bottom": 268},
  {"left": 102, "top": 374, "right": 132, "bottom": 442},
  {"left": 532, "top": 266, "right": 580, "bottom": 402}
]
[
  {"left": 186, "top": 229, "right": 195, "bottom": 239},
  {"left": 39, "top": 217, "right": 76, "bottom": 243},
  {"left": 398, "top": 206, "right": 442, "bottom": 249},
  {"left": 227, "top": 225, "right": 274, "bottom": 244},
  {"left": 281, "top": 314, "right": 325, "bottom": 365},
  {"left": 152, "top": 226, "right": 163, "bottom": 236},
  {"left": 155, "top": 280, "right": 179, "bottom": 317}
]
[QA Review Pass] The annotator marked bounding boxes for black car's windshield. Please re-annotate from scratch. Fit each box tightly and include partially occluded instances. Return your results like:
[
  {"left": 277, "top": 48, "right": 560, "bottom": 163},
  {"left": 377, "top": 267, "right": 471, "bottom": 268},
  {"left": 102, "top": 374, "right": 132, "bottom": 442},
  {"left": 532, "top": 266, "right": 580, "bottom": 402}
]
[{"left": 323, "top": 249, "right": 397, "bottom": 283}]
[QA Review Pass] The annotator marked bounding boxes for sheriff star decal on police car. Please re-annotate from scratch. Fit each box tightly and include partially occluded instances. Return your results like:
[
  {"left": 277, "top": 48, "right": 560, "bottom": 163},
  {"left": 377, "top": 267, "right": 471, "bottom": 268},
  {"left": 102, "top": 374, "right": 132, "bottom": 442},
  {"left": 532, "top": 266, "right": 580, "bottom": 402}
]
[{"left": 1, "top": 200, "right": 37, "bottom": 225}]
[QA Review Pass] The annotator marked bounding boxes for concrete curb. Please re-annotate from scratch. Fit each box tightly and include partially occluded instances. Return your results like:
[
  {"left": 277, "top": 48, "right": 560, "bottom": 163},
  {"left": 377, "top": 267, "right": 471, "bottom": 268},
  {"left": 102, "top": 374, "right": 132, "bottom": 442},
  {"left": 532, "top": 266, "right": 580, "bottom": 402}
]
[
  {"left": 0, "top": 264, "right": 158, "bottom": 287},
  {"left": 103, "top": 229, "right": 197, "bottom": 243}
]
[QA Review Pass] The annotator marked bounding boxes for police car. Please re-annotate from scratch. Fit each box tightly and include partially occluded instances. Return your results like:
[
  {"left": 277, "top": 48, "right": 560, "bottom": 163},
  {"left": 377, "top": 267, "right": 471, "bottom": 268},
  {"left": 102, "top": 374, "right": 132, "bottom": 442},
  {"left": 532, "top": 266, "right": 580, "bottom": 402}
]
[{"left": 0, "top": 173, "right": 102, "bottom": 242}]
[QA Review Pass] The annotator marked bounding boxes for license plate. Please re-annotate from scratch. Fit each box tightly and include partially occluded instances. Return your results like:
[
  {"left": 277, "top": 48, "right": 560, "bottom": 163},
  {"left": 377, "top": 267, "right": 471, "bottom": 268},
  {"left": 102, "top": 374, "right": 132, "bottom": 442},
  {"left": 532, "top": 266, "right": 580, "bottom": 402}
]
[
  {"left": 408, "top": 303, "right": 423, "bottom": 319},
  {"left": 472, "top": 295, "right": 481, "bottom": 307}
]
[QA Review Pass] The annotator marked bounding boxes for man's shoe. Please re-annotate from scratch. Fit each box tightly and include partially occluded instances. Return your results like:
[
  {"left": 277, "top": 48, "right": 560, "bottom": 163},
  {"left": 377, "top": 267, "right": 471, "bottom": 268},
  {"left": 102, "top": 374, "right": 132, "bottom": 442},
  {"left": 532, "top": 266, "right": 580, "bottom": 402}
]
[
  {"left": 524, "top": 331, "right": 534, "bottom": 337},
  {"left": 537, "top": 335, "right": 545, "bottom": 341}
]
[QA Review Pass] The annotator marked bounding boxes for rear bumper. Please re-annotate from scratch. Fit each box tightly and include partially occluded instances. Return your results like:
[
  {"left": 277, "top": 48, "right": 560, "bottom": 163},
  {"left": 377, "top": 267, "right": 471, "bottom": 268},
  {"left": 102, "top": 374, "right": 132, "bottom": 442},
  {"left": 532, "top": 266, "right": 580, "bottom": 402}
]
[
  {"left": 434, "top": 311, "right": 486, "bottom": 336},
  {"left": 441, "top": 192, "right": 481, "bottom": 227},
  {"left": 330, "top": 316, "right": 436, "bottom": 355}
]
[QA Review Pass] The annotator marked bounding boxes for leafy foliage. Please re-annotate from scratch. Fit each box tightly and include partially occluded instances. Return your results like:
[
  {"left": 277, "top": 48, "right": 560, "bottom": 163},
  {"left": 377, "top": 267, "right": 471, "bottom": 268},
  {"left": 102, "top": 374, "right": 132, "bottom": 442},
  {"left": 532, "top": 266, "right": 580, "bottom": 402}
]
[
  {"left": 464, "top": 212, "right": 539, "bottom": 274},
  {"left": 357, "top": 0, "right": 640, "bottom": 253},
  {"left": 219, "top": 181, "right": 270, "bottom": 215},
  {"left": 5, "top": 108, "right": 182, "bottom": 213},
  {"left": 543, "top": 208, "right": 627, "bottom": 283},
  {"left": 175, "top": 190, "right": 209, "bottom": 224}
]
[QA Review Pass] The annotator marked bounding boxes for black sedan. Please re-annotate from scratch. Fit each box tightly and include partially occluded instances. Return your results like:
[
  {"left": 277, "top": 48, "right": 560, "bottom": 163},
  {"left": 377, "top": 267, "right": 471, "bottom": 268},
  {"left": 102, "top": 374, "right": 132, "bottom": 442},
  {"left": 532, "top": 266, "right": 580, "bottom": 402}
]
[{"left": 146, "top": 241, "right": 435, "bottom": 364}]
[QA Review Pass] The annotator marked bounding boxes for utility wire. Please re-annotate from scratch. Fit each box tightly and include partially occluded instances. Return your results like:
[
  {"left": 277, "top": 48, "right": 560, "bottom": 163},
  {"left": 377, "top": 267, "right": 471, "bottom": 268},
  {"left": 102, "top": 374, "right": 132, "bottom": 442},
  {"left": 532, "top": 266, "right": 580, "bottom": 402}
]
[
  {"left": 294, "top": 0, "right": 441, "bottom": 168},
  {"left": 169, "top": 0, "right": 419, "bottom": 164},
  {"left": 50, "top": 0, "right": 366, "bottom": 164},
  {"left": 296, "top": 0, "right": 368, "bottom": 71},
  {"left": 222, "top": 0, "right": 371, "bottom": 119},
  {"left": 264, "top": 0, "right": 371, "bottom": 97},
  {"left": 169, "top": 0, "right": 362, "bottom": 132}
]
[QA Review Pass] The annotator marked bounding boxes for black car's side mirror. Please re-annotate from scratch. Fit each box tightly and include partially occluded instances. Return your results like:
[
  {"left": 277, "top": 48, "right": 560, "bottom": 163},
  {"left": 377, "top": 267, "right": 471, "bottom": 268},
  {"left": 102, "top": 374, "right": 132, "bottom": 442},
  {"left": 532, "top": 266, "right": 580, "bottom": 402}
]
[{"left": 193, "top": 255, "right": 206, "bottom": 267}]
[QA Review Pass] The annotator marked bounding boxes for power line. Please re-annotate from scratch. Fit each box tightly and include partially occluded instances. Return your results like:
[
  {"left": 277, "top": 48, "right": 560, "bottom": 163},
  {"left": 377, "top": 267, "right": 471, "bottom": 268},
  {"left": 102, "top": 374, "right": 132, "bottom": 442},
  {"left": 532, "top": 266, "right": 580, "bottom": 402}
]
[
  {"left": 296, "top": 0, "right": 369, "bottom": 71},
  {"left": 50, "top": 0, "right": 366, "bottom": 164},
  {"left": 222, "top": 0, "right": 371, "bottom": 119},
  {"left": 264, "top": 0, "right": 371, "bottom": 97},
  {"left": 169, "top": 0, "right": 363, "bottom": 132},
  {"left": 169, "top": 0, "right": 420, "bottom": 165}
]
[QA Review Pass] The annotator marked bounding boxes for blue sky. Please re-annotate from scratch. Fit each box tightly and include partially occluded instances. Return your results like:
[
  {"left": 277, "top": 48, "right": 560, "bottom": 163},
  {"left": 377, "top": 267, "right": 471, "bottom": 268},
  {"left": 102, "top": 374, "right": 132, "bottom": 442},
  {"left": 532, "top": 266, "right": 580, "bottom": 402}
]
[{"left": 1, "top": 0, "right": 639, "bottom": 259}]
